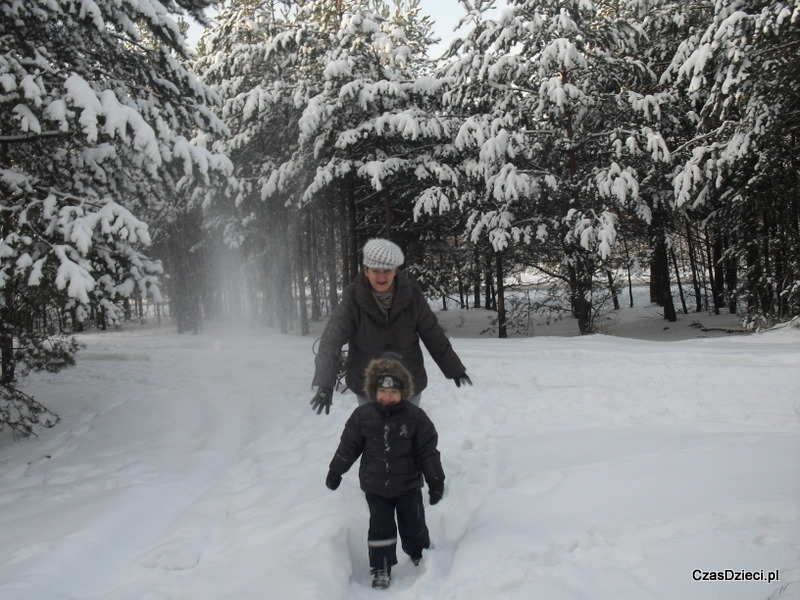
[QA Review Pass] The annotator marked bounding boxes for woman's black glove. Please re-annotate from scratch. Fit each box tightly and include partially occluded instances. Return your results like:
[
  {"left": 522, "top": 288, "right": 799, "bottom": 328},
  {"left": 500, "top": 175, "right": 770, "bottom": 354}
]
[
  {"left": 453, "top": 374, "right": 473, "bottom": 388},
  {"left": 310, "top": 387, "right": 333, "bottom": 415},
  {"left": 429, "top": 480, "right": 444, "bottom": 505},
  {"left": 326, "top": 471, "right": 342, "bottom": 491}
]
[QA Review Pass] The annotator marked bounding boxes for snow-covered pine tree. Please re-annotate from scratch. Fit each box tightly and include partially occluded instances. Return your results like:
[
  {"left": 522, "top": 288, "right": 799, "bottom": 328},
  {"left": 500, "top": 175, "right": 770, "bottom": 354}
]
[
  {"left": 667, "top": 0, "right": 800, "bottom": 327},
  {"left": 0, "top": 0, "right": 232, "bottom": 435},
  {"left": 202, "top": 0, "right": 444, "bottom": 330},
  {"left": 275, "top": 0, "right": 443, "bottom": 236},
  {"left": 197, "top": 0, "right": 322, "bottom": 331},
  {"left": 588, "top": 0, "right": 713, "bottom": 323},
  {"left": 431, "top": 0, "right": 649, "bottom": 334},
  {"left": 625, "top": 0, "right": 709, "bottom": 318}
]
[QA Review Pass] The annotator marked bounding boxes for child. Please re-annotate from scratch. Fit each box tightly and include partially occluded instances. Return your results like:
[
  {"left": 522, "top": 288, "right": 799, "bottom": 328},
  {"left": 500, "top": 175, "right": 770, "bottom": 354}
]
[{"left": 325, "top": 355, "right": 445, "bottom": 589}]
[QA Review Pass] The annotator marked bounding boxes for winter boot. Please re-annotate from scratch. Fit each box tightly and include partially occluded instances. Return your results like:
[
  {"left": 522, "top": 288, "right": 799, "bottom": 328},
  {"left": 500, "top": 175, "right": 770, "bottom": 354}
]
[
  {"left": 411, "top": 555, "right": 422, "bottom": 566},
  {"left": 371, "top": 567, "right": 391, "bottom": 589}
]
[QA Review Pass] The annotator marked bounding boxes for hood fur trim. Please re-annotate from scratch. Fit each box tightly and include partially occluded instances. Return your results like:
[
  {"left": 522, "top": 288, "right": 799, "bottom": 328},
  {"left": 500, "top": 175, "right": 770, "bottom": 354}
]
[{"left": 363, "top": 357, "right": 414, "bottom": 401}]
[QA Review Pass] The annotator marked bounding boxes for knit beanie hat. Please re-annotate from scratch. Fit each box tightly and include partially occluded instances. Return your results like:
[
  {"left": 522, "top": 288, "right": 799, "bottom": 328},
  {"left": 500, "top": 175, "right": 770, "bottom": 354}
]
[
  {"left": 376, "top": 374, "right": 405, "bottom": 392},
  {"left": 362, "top": 239, "right": 404, "bottom": 270},
  {"left": 364, "top": 355, "right": 415, "bottom": 401}
]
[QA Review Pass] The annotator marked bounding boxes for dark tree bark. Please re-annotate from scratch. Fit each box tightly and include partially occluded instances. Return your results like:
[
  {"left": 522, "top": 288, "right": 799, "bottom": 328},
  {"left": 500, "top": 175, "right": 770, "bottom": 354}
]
[
  {"left": 495, "top": 252, "right": 507, "bottom": 338},
  {"left": 671, "top": 249, "right": 688, "bottom": 314},
  {"left": 1, "top": 283, "right": 15, "bottom": 385},
  {"left": 307, "top": 213, "right": 322, "bottom": 322},
  {"left": 347, "top": 177, "right": 359, "bottom": 282},
  {"left": 607, "top": 269, "right": 620, "bottom": 311},
  {"left": 685, "top": 222, "right": 703, "bottom": 312},
  {"left": 705, "top": 232, "right": 721, "bottom": 315},
  {"left": 649, "top": 203, "right": 677, "bottom": 322},
  {"left": 623, "top": 238, "right": 634, "bottom": 308},
  {"left": 164, "top": 213, "right": 204, "bottom": 335},
  {"left": 295, "top": 219, "right": 309, "bottom": 336},
  {"left": 651, "top": 235, "right": 677, "bottom": 322},
  {"left": 484, "top": 251, "right": 494, "bottom": 311}
]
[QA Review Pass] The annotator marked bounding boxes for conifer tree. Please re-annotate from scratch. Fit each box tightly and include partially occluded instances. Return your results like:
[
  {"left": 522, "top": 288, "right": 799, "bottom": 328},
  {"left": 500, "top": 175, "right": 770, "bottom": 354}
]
[
  {"left": 0, "top": 0, "right": 232, "bottom": 435},
  {"left": 431, "top": 0, "right": 650, "bottom": 333},
  {"left": 201, "top": 0, "right": 442, "bottom": 330},
  {"left": 667, "top": 0, "right": 800, "bottom": 326}
]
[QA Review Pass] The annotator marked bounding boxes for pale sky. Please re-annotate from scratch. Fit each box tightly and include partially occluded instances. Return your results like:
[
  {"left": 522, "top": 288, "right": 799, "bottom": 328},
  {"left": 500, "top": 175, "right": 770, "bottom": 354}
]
[
  {"left": 419, "top": 0, "right": 469, "bottom": 58},
  {"left": 421, "top": 0, "right": 510, "bottom": 58},
  {"left": 185, "top": 1, "right": 489, "bottom": 58}
]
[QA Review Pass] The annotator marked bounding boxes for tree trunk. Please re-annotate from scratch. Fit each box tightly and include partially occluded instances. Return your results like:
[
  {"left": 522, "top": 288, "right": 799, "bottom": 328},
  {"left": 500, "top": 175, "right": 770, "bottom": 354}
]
[
  {"left": 382, "top": 190, "right": 394, "bottom": 239},
  {"left": 572, "top": 266, "right": 593, "bottom": 334},
  {"left": 484, "top": 251, "right": 494, "bottom": 310},
  {"left": 295, "top": 219, "right": 309, "bottom": 336},
  {"left": 495, "top": 253, "right": 507, "bottom": 338},
  {"left": 347, "top": 177, "right": 359, "bottom": 282},
  {"left": 564, "top": 245, "right": 595, "bottom": 334},
  {"left": 472, "top": 249, "right": 481, "bottom": 308},
  {"left": 338, "top": 199, "right": 352, "bottom": 288},
  {"left": 713, "top": 236, "right": 726, "bottom": 313},
  {"left": 671, "top": 249, "right": 688, "bottom": 314},
  {"left": 761, "top": 211, "right": 774, "bottom": 318},
  {"left": 724, "top": 233, "right": 738, "bottom": 314},
  {"left": 166, "top": 215, "right": 203, "bottom": 334},
  {"left": 649, "top": 203, "right": 677, "bottom": 322},
  {"left": 652, "top": 234, "right": 677, "bottom": 322},
  {"left": 685, "top": 222, "right": 703, "bottom": 312},
  {"left": 1, "top": 283, "right": 15, "bottom": 385},
  {"left": 307, "top": 213, "right": 321, "bottom": 322},
  {"left": 325, "top": 204, "right": 339, "bottom": 311},
  {"left": 623, "top": 238, "right": 634, "bottom": 308},
  {"left": 607, "top": 269, "right": 620, "bottom": 310},
  {"left": 705, "top": 232, "right": 721, "bottom": 315},
  {"left": 0, "top": 144, "right": 15, "bottom": 384},
  {"left": 276, "top": 225, "right": 294, "bottom": 334}
]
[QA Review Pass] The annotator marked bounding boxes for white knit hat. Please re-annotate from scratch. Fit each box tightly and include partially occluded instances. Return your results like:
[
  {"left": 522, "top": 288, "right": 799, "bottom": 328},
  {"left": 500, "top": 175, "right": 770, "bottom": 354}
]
[{"left": 362, "top": 239, "right": 404, "bottom": 270}]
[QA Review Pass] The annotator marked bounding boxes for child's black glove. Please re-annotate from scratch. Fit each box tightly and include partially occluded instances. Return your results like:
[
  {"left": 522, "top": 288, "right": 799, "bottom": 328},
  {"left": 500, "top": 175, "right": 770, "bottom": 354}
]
[
  {"left": 429, "top": 480, "right": 444, "bottom": 505},
  {"left": 326, "top": 470, "right": 342, "bottom": 491},
  {"left": 453, "top": 374, "right": 472, "bottom": 388},
  {"left": 311, "top": 387, "right": 333, "bottom": 415}
]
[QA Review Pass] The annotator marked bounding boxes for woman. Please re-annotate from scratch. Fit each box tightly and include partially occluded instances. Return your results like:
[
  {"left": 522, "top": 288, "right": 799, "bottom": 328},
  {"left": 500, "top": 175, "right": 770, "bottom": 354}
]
[{"left": 310, "top": 238, "right": 471, "bottom": 415}]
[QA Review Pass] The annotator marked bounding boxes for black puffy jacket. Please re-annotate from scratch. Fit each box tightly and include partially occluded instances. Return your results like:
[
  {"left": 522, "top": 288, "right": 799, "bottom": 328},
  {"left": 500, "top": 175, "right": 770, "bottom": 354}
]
[
  {"left": 328, "top": 400, "right": 445, "bottom": 499},
  {"left": 313, "top": 271, "right": 465, "bottom": 396}
]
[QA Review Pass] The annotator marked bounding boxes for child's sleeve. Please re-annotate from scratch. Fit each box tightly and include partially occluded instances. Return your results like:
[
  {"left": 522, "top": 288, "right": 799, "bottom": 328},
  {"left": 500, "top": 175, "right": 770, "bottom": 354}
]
[
  {"left": 329, "top": 411, "right": 364, "bottom": 476},
  {"left": 415, "top": 413, "right": 445, "bottom": 485}
]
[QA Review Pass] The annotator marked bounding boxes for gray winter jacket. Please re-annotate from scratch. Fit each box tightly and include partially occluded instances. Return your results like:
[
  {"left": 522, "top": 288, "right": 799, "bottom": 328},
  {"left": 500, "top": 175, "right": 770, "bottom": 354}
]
[{"left": 312, "top": 271, "right": 465, "bottom": 395}]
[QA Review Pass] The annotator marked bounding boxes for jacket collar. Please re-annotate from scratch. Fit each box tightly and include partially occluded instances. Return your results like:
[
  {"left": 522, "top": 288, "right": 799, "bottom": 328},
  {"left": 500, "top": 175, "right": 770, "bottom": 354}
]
[
  {"left": 355, "top": 271, "right": 413, "bottom": 317},
  {"left": 374, "top": 399, "right": 406, "bottom": 414}
]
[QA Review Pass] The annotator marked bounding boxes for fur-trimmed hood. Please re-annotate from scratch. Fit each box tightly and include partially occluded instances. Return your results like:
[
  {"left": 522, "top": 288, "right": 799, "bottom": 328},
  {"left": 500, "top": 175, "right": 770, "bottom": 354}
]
[{"left": 363, "top": 356, "right": 415, "bottom": 401}]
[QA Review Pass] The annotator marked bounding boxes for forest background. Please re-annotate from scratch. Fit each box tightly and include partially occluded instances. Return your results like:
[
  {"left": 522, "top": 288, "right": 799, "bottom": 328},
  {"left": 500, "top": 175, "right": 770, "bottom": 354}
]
[{"left": 1, "top": 0, "right": 799, "bottom": 433}]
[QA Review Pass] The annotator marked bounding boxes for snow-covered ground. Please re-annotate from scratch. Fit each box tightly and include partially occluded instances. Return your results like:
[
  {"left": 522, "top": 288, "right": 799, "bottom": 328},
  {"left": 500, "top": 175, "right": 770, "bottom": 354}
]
[{"left": 1, "top": 300, "right": 798, "bottom": 599}]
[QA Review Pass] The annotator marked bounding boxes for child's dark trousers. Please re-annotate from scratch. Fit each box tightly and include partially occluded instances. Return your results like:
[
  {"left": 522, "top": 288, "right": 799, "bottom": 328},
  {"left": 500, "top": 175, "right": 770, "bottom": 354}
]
[{"left": 365, "top": 489, "right": 430, "bottom": 569}]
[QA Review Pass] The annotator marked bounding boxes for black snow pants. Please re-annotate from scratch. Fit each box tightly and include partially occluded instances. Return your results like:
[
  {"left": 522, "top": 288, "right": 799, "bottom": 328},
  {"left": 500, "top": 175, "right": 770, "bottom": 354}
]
[{"left": 365, "top": 490, "right": 430, "bottom": 569}]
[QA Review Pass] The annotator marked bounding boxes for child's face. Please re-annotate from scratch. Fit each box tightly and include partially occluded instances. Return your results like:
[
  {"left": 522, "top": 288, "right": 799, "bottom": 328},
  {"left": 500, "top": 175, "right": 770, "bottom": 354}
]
[{"left": 376, "top": 387, "right": 403, "bottom": 405}]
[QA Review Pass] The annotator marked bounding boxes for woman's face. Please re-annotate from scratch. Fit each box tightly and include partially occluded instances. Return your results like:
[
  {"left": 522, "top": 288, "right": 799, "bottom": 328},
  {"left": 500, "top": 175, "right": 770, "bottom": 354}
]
[{"left": 364, "top": 267, "right": 397, "bottom": 293}]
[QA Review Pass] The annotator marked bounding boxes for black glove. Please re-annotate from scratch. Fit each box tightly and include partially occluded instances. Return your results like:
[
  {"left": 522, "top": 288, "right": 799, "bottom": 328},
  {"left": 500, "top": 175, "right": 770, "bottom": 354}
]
[
  {"left": 310, "top": 387, "right": 333, "bottom": 415},
  {"left": 326, "top": 470, "right": 342, "bottom": 491},
  {"left": 429, "top": 481, "right": 444, "bottom": 505},
  {"left": 454, "top": 374, "right": 473, "bottom": 388}
]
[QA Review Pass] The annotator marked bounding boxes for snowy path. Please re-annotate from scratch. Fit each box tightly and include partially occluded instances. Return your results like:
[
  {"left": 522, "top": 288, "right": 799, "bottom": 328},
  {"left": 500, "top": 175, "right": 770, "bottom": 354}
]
[{"left": 0, "top": 324, "right": 798, "bottom": 599}]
